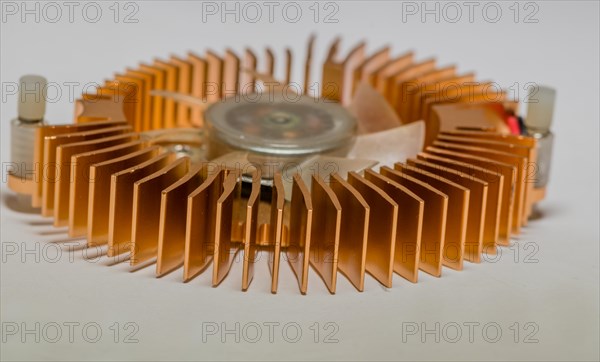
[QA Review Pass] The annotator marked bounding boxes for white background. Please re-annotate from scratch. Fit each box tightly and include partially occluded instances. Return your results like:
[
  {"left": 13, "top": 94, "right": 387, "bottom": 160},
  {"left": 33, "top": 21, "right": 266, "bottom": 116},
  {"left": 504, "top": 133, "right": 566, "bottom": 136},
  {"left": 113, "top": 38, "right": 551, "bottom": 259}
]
[{"left": 1, "top": 1, "right": 599, "bottom": 360}]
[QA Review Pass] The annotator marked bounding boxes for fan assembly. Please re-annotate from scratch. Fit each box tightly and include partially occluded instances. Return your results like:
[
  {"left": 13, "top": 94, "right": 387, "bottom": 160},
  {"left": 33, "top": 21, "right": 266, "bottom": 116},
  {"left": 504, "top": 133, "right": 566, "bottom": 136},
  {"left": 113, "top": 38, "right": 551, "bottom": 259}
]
[{"left": 6, "top": 36, "right": 556, "bottom": 294}]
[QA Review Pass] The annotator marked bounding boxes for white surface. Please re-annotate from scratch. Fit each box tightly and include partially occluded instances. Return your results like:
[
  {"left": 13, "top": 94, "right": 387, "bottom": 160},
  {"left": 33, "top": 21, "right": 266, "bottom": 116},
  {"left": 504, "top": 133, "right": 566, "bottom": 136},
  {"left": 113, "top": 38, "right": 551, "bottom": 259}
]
[{"left": 1, "top": 1, "right": 599, "bottom": 361}]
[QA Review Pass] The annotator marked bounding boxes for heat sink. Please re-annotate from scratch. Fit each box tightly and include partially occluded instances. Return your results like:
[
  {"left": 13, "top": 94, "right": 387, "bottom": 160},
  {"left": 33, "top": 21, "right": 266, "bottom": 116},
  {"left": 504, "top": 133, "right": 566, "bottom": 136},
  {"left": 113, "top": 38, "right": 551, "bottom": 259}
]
[{"left": 7, "top": 37, "right": 550, "bottom": 294}]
